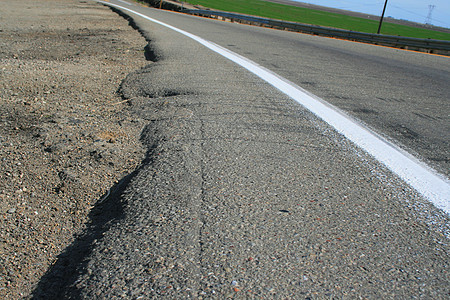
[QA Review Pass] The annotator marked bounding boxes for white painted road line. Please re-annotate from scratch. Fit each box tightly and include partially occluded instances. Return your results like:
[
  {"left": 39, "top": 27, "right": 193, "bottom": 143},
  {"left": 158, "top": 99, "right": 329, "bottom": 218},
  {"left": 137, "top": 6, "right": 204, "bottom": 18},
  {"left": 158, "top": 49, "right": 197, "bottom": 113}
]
[{"left": 98, "top": 1, "right": 450, "bottom": 214}]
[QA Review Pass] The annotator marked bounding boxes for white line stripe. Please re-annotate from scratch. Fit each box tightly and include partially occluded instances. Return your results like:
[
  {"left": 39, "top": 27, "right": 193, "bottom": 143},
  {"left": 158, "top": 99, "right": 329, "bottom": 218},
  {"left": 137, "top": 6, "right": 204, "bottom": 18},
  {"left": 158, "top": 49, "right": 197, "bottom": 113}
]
[{"left": 98, "top": 1, "right": 450, "bottom": 214}]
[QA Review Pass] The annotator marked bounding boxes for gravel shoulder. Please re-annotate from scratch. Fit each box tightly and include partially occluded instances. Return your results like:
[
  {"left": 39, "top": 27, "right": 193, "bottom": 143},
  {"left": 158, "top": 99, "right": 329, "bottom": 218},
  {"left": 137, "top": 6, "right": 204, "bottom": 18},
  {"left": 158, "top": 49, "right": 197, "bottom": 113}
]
[{"left": 0, "top": 0, "right": 149, "bottom": 298}]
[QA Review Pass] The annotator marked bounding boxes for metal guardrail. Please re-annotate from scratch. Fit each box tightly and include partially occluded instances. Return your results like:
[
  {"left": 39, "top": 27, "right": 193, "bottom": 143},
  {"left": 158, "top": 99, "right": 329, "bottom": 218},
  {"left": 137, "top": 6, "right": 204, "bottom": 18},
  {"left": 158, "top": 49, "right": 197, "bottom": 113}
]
[{"left": 183, "top": 9, "right": 450, "bottom": 55}]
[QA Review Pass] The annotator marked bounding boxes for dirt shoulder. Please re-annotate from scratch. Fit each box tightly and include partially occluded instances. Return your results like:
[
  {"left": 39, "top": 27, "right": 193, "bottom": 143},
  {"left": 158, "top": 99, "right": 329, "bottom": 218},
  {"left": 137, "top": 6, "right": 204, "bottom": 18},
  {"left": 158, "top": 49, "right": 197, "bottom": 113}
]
[{"left": 0, "top": 0, "right": 149, "bottom": 298}]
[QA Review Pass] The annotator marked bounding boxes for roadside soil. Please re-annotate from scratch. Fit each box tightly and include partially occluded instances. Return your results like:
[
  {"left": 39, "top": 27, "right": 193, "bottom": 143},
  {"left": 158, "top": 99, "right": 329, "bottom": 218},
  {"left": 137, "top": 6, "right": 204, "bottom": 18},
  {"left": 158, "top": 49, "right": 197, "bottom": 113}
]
[{"left": 0, "top": 0, "right": 149, "bottom": 298}]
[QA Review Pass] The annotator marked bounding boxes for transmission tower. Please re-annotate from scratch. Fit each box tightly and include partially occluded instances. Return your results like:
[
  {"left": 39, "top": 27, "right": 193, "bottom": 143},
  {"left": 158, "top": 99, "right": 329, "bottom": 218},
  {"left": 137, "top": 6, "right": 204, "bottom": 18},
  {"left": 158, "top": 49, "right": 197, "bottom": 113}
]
[{"left": 425, "top": 5, "right": 435, "bottom": 25}]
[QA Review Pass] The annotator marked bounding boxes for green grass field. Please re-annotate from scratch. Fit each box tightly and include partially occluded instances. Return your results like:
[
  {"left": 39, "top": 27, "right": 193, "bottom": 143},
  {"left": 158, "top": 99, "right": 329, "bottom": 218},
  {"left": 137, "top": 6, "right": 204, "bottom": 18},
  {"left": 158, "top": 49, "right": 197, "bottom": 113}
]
[{"left": 183, "top": 0, "right": 450, "bottom": 40}]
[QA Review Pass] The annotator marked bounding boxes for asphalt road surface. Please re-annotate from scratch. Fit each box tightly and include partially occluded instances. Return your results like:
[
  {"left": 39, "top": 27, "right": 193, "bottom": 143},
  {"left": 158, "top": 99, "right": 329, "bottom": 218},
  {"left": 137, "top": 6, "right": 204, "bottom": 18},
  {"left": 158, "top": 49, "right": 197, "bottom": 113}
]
[
  {"left": 33, "top": 0, "right": 449, "bottom": 298},
  {"left": 119, "top": 1, "right": 450, "bottom": 177}
]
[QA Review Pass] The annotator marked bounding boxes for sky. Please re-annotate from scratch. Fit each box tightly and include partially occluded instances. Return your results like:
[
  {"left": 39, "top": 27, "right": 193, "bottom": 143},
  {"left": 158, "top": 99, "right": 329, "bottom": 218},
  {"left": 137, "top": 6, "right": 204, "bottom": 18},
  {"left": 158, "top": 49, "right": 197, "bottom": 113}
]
[{"left": 298, "top": 0, "right": 450, "bottom": 28}]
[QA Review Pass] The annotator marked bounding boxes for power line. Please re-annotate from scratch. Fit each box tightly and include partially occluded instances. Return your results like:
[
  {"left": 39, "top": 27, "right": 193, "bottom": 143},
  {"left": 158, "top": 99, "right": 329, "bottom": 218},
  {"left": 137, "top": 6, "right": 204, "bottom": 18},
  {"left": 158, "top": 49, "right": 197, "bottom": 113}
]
[
  {"left": 390, "top": 4, "right": 449, "bottom": 27},
  {"left": 390, "top": 4, "right": 427, "bottom": 18}
]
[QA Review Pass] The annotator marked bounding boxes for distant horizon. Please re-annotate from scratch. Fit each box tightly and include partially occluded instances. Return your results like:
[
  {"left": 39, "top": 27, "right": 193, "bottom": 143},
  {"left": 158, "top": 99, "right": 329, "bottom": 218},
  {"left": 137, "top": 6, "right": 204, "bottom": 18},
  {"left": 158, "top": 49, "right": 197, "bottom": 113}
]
[{"left": 297, "top": 0, "right": 450, "bottom": 28}]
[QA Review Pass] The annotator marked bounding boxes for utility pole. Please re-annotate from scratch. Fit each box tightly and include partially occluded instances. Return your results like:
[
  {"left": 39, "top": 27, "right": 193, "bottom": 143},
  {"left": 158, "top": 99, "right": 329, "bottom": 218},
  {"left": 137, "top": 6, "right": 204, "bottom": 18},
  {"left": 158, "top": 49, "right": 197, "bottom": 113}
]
[{"left": 377, "top": 0, "right": 389, "bottom": 34}]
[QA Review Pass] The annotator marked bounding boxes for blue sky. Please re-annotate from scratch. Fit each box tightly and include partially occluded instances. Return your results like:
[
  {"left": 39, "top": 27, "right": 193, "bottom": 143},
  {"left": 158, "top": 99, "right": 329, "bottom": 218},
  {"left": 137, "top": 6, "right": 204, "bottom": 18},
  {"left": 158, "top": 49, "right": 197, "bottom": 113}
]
[{"left": 298, "top": 0, "right": 450, "bottom": 28}]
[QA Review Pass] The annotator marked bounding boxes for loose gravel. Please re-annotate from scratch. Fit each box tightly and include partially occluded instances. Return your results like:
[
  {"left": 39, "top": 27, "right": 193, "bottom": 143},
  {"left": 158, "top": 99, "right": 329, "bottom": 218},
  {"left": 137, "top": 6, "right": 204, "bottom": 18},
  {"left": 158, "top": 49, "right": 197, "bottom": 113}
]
[{"left": 0, "top": 0, "right": 149, "bottom": 298}]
